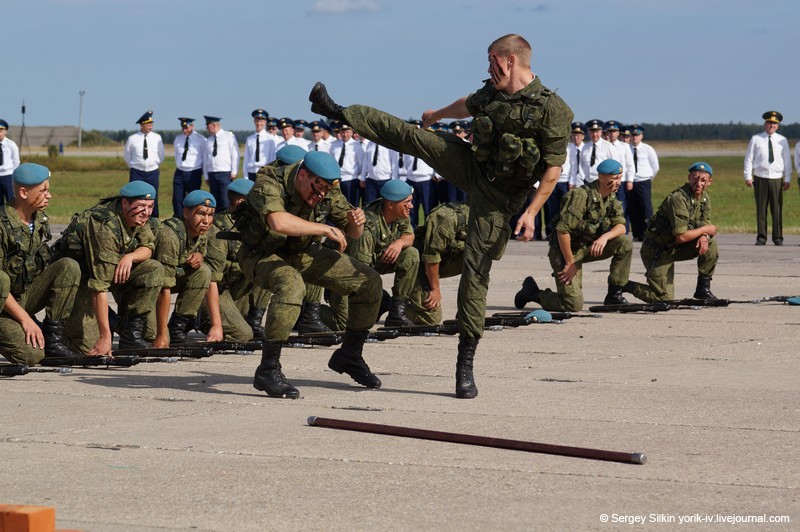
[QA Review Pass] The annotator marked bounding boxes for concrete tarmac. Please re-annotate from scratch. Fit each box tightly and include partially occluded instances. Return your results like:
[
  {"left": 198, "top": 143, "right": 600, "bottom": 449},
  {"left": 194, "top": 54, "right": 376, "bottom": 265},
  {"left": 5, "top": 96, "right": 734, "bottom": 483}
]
[{"left": 2, "top": 234, "right": 798, "bottom": 531}]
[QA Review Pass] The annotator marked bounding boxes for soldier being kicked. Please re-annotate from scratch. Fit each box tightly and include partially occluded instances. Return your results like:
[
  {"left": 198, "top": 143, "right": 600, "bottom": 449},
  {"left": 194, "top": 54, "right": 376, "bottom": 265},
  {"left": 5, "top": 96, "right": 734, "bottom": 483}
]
[
  {"left": 55, "top": 181, "right": 164, "bottom": 355},
  {"left": 0, "top": 163, "right": 82, "bottom": 365},
  {"left": 515, "top": 159, "right": 632, "bottom": 311}
]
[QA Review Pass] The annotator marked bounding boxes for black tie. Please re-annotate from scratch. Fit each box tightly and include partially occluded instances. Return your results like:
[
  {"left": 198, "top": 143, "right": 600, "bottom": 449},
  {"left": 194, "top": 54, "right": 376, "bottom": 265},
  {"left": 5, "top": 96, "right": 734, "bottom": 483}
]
[
  {"left": 372, "top": 144, "right": 379, "bottom": 166},
  {"left": 633, "top": 147, "right": 638, "bottom": 173},
  {"left": 590, "top": 144, "right": 596, "bottom": 167},
  {"left": 143, "top": 135, "right": 149, "bottom": 160},
  {"left": 181, "top": 136, "right": 189, "bottom": 162},
  {"left": 768, "top": 136, "right": 774, "bottom": 164},
  {"left": 255, "top": 135, "right": 260, "bottom": 162},
  {"left": 212, "top": 136, "right": 218, "bottom": 157},
  {"left": 575, "top": 148, "right": 580, "bottom": 168},
  {"left": 315, "top": 143, "right": 319, "bottom": 151},
  {"left": 412, "top": 157, "right": 418, "bottom": 171},
  {"left": 338, "top": 142, "right": 346, "bottom": 167},
  {"left": 0, "top": 145, "right": 3, "bottom": 166},
  {"left": 398, "top": 153, "right": 404, "bottom": 168}
]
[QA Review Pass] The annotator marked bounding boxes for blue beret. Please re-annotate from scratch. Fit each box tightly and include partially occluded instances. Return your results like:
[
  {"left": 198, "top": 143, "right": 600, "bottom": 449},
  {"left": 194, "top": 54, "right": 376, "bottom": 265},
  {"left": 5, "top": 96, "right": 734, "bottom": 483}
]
[
  {"left": 277, "top": 145, "right": 307, "bottom": 165},
  {"left": 183, "top": 190, "right": 216, "bottom": 208},
  {"left": 380, "top": 180, "right": 413, "bottom": 202},
  {"left": 12, "top": 163, "right": 51, "bottom": 186},
  {"left": 688, "top": 162, "right": 713, "bottom": 175},
  {"left": 603, "top": 120, "right": 620, "bottom": 131},
  {"left": 136, "top": 110, "right": 153, "bottom": 124},
  {"left": 278, "top": 117, "right": 294, "bottom": 129},
  {"left": 586, "top": 119, "right": 604, "bottom": 131},
  {"left": 251, "top": 109, "right": 269, "bottom": 120},
  {"left": 597, "top": 159, "right": 623, "bottom": 175},
  {"left": 178, "top": 117, "right": 195, "bottom": 128},
  {"left": 303, "top": 151, "right": 341, "bottom": 185},
  {"left": 228, "top": 179, "right": 255, "bottom": 196},
  {"left": 204, "top": 115, "right": 221, "bottom": 125},
  {"left": 526, "top": 309, "right": 553, "bottom": 323},
  {"left": 787, "top": 296, "right": 800, "bottom": 306},
  {"left": 120, "top": 181, "right": 156, "bottom": 200},
  {"left": 0, "top": 119, "right": 8, "bottom": 130}
]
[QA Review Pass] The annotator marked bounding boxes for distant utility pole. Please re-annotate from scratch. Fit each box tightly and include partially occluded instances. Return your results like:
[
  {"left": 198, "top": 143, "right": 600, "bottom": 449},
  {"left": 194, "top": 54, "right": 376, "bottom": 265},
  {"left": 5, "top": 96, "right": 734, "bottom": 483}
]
[{"left": 78, "top": 90, "right": 86, "bottom": 149}]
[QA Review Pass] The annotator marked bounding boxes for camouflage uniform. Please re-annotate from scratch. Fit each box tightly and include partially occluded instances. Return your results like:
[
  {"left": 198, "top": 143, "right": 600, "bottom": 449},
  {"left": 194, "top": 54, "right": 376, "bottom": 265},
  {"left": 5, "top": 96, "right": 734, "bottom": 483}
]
[
  {"left": 341, "top": 77, "right": 573, "bottom": 338},
  {"left": 537, "top": 181, "right": 632, "bottom": 311},
  {"left": 54, "top": 197, "right": 163, "bottom": 353},
  {"left": 406, "top": 202, "right": 469, "bottom": 325},
  {"left": 628, "top": 184, "right": 718, "bottom": 302},
  {"left": 329, "top": 198, "right": 419, "bottom": 327},
  {"left": 234, "top": 162, "right": 382, "bottom": 343},
  {"left": 154, "top": 217, "right": 212, "bottom": 318},
  {"left": 0, "top": 204, "right": 80, "bottom": 364}
]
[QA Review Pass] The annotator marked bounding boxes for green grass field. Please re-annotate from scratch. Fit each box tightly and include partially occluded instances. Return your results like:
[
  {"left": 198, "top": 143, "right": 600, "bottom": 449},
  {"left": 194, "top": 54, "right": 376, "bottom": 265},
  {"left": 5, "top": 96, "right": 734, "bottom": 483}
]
[{"left": 22, "top": 153, "right": 800, "bottom": 233}]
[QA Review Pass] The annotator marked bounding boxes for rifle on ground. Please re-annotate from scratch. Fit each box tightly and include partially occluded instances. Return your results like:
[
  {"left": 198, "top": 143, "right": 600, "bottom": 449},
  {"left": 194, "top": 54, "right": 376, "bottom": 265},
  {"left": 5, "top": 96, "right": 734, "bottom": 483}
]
[
  {"left": 493, "top": 311, "right": 603, "bottom": 320},
  {"left": 1, "top": 364, "right": 74, "bottom": 377},
  {"left": 174, "top": 332, "right": 346, "bottom": 354},
  {"left": 663, "top": 298, "right": 730, "bottom": 309},
  {"left": 588, "top": 302, "right": 672, "bottom": 313},
  {"left": 39, "top": 355, "right": 180, "bottom": 368},
  {"left": 367, "top": 329, "right": 401, "bottom": 342},
  {"left": 727, "top": 295, "right": 798, "bottom": 304},
  {"left": 378, "top": 323, "right": 462, "bottom": 336},
  {"left": 442, "top": 316, "right": 543, "bottom": 329}
]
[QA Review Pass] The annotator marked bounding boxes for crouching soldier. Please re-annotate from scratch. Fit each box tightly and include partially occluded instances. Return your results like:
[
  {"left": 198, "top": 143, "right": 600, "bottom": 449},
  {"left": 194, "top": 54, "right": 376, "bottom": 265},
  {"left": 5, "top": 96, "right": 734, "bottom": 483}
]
[
  {"left": 514, "top": 159, "right": 632, "bottom": 311},
  {"left": 153, "top": 190, "right": 235, "bottom": 346},
  {"left": 0, "top": 163, "right": 81, "bottom": 364},
  {"left": 54, "top": 181, "right": 163, "bottom": 354}
]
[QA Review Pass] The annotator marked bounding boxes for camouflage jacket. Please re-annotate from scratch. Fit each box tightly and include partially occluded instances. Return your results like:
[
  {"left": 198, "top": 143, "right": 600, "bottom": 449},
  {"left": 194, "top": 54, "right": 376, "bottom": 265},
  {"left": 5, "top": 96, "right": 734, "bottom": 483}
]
[
  {"left": 645, "top": 184, "right": 711, "bottom": 246},
  {"left": 414, "top": 202, "right": 469, "bottom": 264},
  {"left": 551, "top": 181, "right": 626, "bottom": 251},
  {"left": 349, "top": 199, "right": 413, "bottom": 266},
  {"left": 0, "top": 204, "right": 52, "bottom": 298},
  {"left": 154, "top": 217, "right": 208, "bottom": 289}
]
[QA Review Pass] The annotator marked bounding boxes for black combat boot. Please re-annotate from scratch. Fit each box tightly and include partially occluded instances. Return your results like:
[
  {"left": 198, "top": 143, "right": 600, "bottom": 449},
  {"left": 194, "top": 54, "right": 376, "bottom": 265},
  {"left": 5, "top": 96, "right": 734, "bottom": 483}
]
[
  {"left": 693, "top": 275, "right": 718, "bottom": 300},
  {"left": 254, "top": 342, "right": 300, "bottom": 399},
  {"left": 514, "top": 276, "right": 540, "bottom": 309},
  {"left": 455, "top": 336, "right": 479, "bottom": 399},
  {"left": 604, "top": 285, "right": 629, "bottom": 305},
  {"left": 107, "top": 307, "right": 120, "bottom": 334},
  {"left": 168, "top": 313, "right": 195, "bottom": 345},
  {"left": 375, "top": 290, "right": 392, "bottom": 323},
  {"left": 296, "top": 301, "right": 333, "bottom": 334},
  {"left": 246, "top": 306, "right": 266, "bottom": 339},
  {"left": 309, "top": 82, "right": 346, "bottom": 122},
  {"left": 117, "top": 315, "right": 152, "bottom": 350},
  {"left": 384, "top": 296, "right": 414, "bottom": 327},
  {"left": 328, "top": 330, "right": 381, "bottom": 388},
  {"left": 41, "top": 318, "right": 81, "bottom": 358}
]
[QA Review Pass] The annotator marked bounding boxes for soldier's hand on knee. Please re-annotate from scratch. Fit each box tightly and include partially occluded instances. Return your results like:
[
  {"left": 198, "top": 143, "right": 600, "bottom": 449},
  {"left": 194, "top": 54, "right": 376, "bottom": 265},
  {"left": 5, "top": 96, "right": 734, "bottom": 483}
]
[
  {"left": 114, "top": 254, "right": 135, "bottom": 284},
  {"left": 327, "top": 226, "right": 347, "bottom": 253},
  {"left": 185, "top": 252, "right": 204, "bottom": 269},
  {"left": 557, "top": 263, "right": 577, "bottom": 285},
  {"left": 348, "top": 208, "right": 366, "bottom": 227},
  {"left": 424, "top": 288, "right": 442, "bottom": 310},
  {"left": 22, "top": 317, "right": 44, "bottom": 350}
]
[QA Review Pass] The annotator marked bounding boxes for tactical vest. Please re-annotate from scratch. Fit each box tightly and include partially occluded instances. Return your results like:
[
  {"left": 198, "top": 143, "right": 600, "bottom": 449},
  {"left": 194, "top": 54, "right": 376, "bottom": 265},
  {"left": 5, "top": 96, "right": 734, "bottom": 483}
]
[
  {"left": 469, "top": 83, "right": 553, "bottom": 182},
  {"left": 645, "top": 186, "right": 709, "bottom": 246},
  {"left": 416, "top": 202, "right": 469, "bottom": 254},
  {"left": 548, "top": 186, "right": 611, "bottom": 250},
  {"left": 0, "top": 208, "right": 52, "bottom": 297}
]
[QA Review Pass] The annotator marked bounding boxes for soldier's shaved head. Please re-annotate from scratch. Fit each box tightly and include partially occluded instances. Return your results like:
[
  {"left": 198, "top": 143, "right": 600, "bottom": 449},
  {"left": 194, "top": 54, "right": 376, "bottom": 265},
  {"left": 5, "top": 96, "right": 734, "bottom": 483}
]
[{"left": 488, "top": 34, "right": 532, "bottom": 68}]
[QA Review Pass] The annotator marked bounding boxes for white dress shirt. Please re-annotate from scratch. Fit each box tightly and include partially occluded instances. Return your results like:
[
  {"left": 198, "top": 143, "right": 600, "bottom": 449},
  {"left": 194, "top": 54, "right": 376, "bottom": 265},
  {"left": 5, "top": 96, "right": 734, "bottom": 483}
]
[
  {"left": 329, "top": 138, "right": 364, "bottom": 182},
  {"left": 630, "top": 141, "right": 659, "bottom": 181},
  {"left": 795, "top": 143, "right": 800, "bottom": 179},
  {"left": 744, "top": 131, "right": 792, "bottom": 181},
  {"left": 561, "top": 141, "right": 582, "bottom": 184},
  {"left": 274, "top": 136, "right": 310, "bottom": 152},
  {"left": 572, "top": 138, "right": 615, "bottom": 186},
  {"left": 124, "top": 131, "right": 164, "bottom": 171},
  {"left": 307, "top": 139, "right": 332, "bottom": 153},
  {"left": 610, "top": 140, "right": 636, "bottom": 183},
  {"left": 243, "top": 130, "right": 277, "bottom": 174},
  {"left": 204, "top": 128, "right": 239, "bottom": 178},
  {"left": 403, "top": 154, "right": 435, "bottom": 183},
  {"left": 361, "top": 142, "right": 399, "bottom": 182},
  {"left": 0, "top": 137, "right": 20, "bottom": 176},
  {"left": 173, "top": 131, "right": 206, "bottom": 171}
]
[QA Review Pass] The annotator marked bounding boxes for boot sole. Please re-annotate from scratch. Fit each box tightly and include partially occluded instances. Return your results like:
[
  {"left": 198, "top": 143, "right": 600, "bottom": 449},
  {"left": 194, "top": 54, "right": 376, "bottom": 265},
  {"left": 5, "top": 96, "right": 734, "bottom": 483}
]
[
  {"left": 328, "top": 360, "right": 382, "bottom": 389},
  {"left": 253, "top": 382, "right": 300, "bottom": 399},
  {"left": 456, "top": 389, "right": 478, "bottom": 399}
]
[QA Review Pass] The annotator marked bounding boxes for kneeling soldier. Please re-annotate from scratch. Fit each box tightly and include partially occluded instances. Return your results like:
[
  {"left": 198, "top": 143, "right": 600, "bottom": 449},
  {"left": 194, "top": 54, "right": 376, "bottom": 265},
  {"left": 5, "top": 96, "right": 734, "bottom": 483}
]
[
  {"left": 0, "top": 163, "right": 81, "bottom": 364},
  {"left": 154, "top": 190, "right": 232, "bottom": 346},
  {"left": 234, "top": 151, "right": 382, "bottom": 398},
  {"left": 624, "top": 162, "right": 718, "bottom": 302},
  {"left": 515, "top": 159, "right": 632, "bottom": 311},
  {"left": 55, "top": 181, "right": 164, "bottom": 355}
]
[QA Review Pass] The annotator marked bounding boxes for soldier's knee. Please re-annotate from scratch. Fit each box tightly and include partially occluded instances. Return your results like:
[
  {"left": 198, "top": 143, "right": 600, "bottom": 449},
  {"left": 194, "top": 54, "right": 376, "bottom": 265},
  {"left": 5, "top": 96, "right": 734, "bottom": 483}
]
[
  {"left": 51, "top": 258, "right": 81, "bottom": 287},
  {"left": 3, "top": 348, "right": 44, "bottom": 366},
  {"left": 184, "top": 264, "right": 212, "bottom": 289},
  {"left": 134, "top": 259, "right": 165, "bottom": 287}
]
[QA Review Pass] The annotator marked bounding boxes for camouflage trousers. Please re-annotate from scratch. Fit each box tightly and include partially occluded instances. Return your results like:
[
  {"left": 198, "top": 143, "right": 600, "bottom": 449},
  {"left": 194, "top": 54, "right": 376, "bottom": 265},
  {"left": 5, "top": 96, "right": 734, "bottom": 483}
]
[
  {"left": 65, "top": 259, "right": 163, "bottom": 354},
  {"left": 406, "top": 252, "right": 465, "bottom": 326},
  {"left": 538, "top": 235, "right": 633, "bottom": 311},
  {"left": 628, "top": 238, "right": 718, "bottom": 302},
  {"left": 216, "top": 271, "right": 271, "bottom": 339},
  {"left": 239, "top": 243, "right": 382, "bottom": 342},
  {"left": 329, "top": 245, "right": 419, "bottom": 328},
  {"left": 0, "top": 258, "right": 81, "bottom": 365},
  {"left": 343, "top": 105, "right": 529, "bottom": 339}
]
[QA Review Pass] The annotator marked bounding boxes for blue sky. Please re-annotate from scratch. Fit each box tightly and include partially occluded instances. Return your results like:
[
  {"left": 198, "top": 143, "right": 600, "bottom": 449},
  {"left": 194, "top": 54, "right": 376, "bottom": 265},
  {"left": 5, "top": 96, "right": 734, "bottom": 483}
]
[{"left": 3, "top": 0, "right": 795, "bottom": 131}]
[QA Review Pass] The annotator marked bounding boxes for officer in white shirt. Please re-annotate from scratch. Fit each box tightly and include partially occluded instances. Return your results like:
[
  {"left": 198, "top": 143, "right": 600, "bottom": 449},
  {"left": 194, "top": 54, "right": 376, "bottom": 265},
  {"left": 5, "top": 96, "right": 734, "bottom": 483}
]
[
  {"left": 361, "top": 132, "right": 400, "bottom": 204},
  {"left": 744, "top": 111, "right": 792, "bottom": 245},
  {"left": 0, "top": 119, "right": 20, "bottom": 204},
  {"left": 124, "top": 110, "right": 165, "bottom": 217},
  {"left": 604, "top": 120, "right": 635, "bottom": 214},
  {"left": 401, "top": 120, "right": 436, "bottom": 227},
  {"left": 243, "top": 109, "right": 277, "bottom": 179},
  {"left": 265, "top": 117, "right": 280, "bottom": 142},
  {"left": 203, "top": 115, "right": 239, "bottom": 209},
  {"left": 572, "top": 119, "right": 616, "bottom": 187},
  {"left": 307, "top": 121, "right": 332, "bottom": 153},
  {"left": 329, "top": 123, "right": 364, "bottom": 206},
  {"left": 274, "top": 118, "right": 310, "bottom": 152},
  {"left": 293, "top": 119, "right": 310, "bottom": 143},
  {"left": 626, "top": 124, "right": 660, "bottom": 241},
  {"left": 172, "top": 117, "right": 206, "bottom": 217}
]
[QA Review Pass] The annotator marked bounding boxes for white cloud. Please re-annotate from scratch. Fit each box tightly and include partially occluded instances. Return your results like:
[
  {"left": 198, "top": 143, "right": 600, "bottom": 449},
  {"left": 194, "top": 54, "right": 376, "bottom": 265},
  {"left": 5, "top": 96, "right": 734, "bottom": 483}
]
[{"left": 309, "top": 0, "right": 383, "bottom": 15}]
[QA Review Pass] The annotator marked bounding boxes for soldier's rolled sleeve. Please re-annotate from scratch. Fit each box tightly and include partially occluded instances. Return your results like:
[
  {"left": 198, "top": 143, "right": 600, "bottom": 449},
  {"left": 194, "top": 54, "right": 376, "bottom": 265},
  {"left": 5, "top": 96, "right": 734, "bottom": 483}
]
[
  {"left": 84, "top": 217, "right": 120, "bottom": 292},
  {"left": 608, "top": 197, "right": 627, "bottom": 227},
  {"left": 204, "top": 225, "right": 228, "bottom": 283},
  {"left": 421, "top": 219, "right": 455, "bottom": 264},
  {"left": 667, "top": 196, "right": 690, "bottom": 236},
  {"left": 326, "top": 189, "right": 355, "bottom": 231},
  {"left": 153, "top": 227, "right": 181, "bottom": 289},
  {"left": 252, "top": 176, "right": 287, "bottom": 218},
  {"left": 554, "top": 189, "right": 587, "bottom": 234},
  {"left": 350, "top": 227, "right": 376, "bottom": 266}
]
